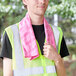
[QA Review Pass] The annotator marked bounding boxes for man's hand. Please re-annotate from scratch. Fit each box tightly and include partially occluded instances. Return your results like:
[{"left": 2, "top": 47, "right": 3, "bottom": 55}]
[
  {"left": 43, "top": 42, "right": 60, "bottom": 62},
  {"left": 43, "top": 42, "right": 66, "bottom": 76}
]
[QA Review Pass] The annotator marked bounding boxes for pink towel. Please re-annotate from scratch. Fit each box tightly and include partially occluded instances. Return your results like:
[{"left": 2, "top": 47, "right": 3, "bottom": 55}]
[{"left": 19, "top": 12, "right": 56, "bottom": 60}]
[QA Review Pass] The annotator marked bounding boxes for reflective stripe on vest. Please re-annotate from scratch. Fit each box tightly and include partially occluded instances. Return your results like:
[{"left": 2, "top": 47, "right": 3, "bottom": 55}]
[
  {"left": 14, "top": 66, "right": 56, "bottom": 76},
  {"left": 11, "top": 24, "right": 57, "bottom": 76},
  {"left": 51, "top": 26, "right": 60, "bottom": 52},
  {"left": 11, "top": 24, "right": 24, "bottom": 69}
]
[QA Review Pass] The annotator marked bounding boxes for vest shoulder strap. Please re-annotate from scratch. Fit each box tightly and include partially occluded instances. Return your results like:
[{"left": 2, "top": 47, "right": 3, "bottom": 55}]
[{"left": 51, "top": 25, "right": 63, "bottom": 54}]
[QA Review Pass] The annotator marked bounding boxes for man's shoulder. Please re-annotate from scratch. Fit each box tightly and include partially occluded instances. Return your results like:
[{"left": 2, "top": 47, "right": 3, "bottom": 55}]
[
  {"left": 51, "top": 25, "right": 61, "bottom": 29},
  {"left": 5, "top": 22, "right": 19, "bottom": 31},
  {"left": 50, "top": 25, "right": 63, "bottom": 37},
  {"left": 51, "top": 25, "right": 62, "bottom": 31}
]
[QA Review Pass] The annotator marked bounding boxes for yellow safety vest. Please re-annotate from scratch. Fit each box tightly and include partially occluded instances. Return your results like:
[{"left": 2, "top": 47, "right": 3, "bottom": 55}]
[{"left": 4, "top": 23, "right": 63, "bottom": 76}]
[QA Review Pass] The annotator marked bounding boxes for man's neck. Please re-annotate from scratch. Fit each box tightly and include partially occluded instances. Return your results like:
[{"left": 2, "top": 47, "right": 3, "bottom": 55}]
[{"left": 28, "top": 12, "right": 44, "bottom": 25}]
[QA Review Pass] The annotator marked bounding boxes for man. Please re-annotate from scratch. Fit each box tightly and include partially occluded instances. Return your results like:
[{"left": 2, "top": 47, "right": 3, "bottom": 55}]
[{"left": 0, "top": 0, "right": 69, "bottom": 76}]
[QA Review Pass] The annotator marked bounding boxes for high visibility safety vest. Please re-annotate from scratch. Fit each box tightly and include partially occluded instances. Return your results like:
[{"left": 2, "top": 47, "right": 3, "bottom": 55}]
[{"left": 4, "top": 23, "right": 63, "bottom": 76}]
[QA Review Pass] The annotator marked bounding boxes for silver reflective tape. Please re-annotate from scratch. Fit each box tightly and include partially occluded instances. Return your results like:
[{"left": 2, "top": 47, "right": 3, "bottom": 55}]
[
  {"left": 14, "top": 66, "right": 44, "bottom": 76},
  {"left": 51, "top": 26, "right": 60, "bottom": 52},
  {"left": 46, "top": 65, "right": 56, "bottom": 73},
  {"left": 11, "top": 24, "right": 24, "bottom": 69},
  {"left": 11, "top": 24, "right": 57, "bottom": 76}
]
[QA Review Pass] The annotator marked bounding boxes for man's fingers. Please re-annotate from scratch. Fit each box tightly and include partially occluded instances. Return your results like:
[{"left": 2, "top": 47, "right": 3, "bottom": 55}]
[
  {"left": 43, "top": 45, "right": 52, "bottom": 50},
  {"left": 43, "top": 42, "right": 52, "bottom": 48},
  {"left": 43, "top": 48, "right": 47, "bottom": 52},
  {"left": 44, "top": 42, "right": 50, "bottom": 45},
  {"left": 43, "top": 49, "right": 49, "bottom": 56}
]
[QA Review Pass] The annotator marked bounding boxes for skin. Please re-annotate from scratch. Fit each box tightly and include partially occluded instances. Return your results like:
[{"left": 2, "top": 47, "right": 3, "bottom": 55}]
[
  {"left": 3, "top": 57, "right": 13, "bottom": 76},
  {"left": 3, "top": 0, "right": 66, "bottom": 76},
  {"left": 43, "top": 43, "right": 66, "bottom": 76},
  {"left": 22, "top": 0, "right": 49, "bottom": 25}
]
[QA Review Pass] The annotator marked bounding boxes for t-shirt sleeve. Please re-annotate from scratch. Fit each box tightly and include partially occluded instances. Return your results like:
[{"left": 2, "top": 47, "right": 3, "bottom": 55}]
[
  {"left": 0, "top": 32, "right": 12, "bottom": 59},
  {"left": 60, "top": 36, "right": 69, "bottom": 58}
]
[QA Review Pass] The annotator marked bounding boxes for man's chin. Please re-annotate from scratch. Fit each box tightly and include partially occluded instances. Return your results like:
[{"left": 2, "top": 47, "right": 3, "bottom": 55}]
[{"left": 35, "top": 12, "right": 45, "bottom": 16}]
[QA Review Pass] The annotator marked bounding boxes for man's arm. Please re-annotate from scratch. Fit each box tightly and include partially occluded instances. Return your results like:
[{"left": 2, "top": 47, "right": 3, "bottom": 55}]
[
  {"left": 3, "top": 57, "right": 13, "bottom": 76},
  {"left": 43, "top": 43, "right": 67, "bottom": 76},
  {"left": 54, "top": 55, "right": 66, "bottom": 76}
]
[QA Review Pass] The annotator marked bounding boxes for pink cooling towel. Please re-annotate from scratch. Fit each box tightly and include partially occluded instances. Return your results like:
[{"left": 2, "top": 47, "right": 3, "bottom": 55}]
[{"left": 19, "top": 12, "right": 56, "bottom": 60}]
